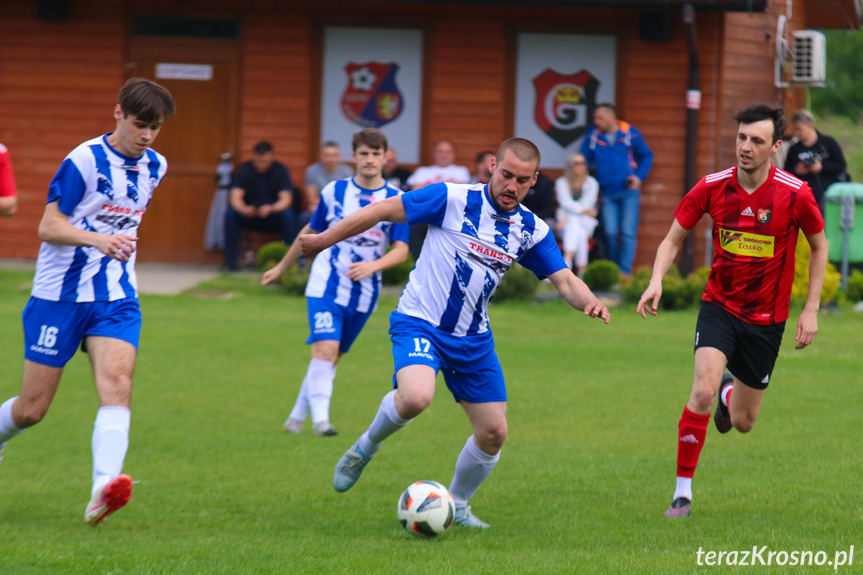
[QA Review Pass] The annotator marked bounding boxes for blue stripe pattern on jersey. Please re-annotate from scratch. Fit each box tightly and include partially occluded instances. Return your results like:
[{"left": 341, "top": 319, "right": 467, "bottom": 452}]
[
  {"left": 467, "top": 270, "right": 496, "bottom": 334},
  {"left": 438, "top": 252, "right": 473, "bottom": 333},
  {"left": 124, "top": 156, "right": 140, "bottom": 202},
  {"left": 60, "top": 248, "right": 89, "bottom": 301},
  {"left": 515, "top": 208, "right": 537, "bottom": 259},
  {"left": 494, "top": 217, "right": 510, "bottom": 252},
  {"left": 346, "top": 249, "right": 364, "bottom": 310},
  {"left": 323, "top": 244, "right": 342, "bottom": 300},
  {"left": 145, "top": 150, "right": 162, "bottom": 206},
  {"left": 93, "top": 257, "right": 110, "bottom": 300},
  {"left": 459, "top": 188, "right": 483, "bottom": 238},
  {"left": 90, "top": 144, "right": 115, "bottom": 200},
  {"left": 118, "top": 261, "right": 134, "bottom": 297},
  {"left": 50, "top": 159, "right": 87, "bottom": 213},
  {"left": 333, "top": 179, "right": 347, "bottom": 220}
]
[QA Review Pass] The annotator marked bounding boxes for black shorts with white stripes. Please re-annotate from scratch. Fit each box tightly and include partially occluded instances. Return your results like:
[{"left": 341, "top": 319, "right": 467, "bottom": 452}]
[{"left": 693, "top": 300, "right": 786, "bottom": 390}]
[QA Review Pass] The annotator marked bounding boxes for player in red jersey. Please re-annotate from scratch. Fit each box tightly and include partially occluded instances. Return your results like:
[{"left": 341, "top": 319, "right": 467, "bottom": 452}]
[{"left": 636, "top": 104, "right": 828, "bottom": 518}]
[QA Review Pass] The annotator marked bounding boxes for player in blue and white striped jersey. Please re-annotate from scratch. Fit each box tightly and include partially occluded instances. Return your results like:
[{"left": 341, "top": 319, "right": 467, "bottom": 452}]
[
  {"left": 301, "top": 138, "right": 610, "bottom": 528},
  {"left": 262, "top": 129, "right": 409, "bottom": 437},
  {"left": 0, "top": 78, "right": 175, "bottom": 526}
]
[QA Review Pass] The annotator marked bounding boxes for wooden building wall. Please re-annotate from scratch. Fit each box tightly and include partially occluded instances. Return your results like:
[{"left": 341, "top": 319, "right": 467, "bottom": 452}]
[{"left": 0, "top": 0, "right": 826, "bottom": 269}]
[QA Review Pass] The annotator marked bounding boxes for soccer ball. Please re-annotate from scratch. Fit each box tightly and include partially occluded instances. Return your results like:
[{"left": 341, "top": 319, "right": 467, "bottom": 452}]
[{"left": 397, "top": 480, "right": 456, "bottom": 537}]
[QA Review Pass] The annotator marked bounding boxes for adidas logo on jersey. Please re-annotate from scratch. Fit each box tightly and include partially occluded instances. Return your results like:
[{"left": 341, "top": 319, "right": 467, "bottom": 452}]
[
  {"left": 679, "top": 434, "right": 699, "bottom": 444},
  {"left": 741, "top": 206, "right": 755, "bottom": 217}
]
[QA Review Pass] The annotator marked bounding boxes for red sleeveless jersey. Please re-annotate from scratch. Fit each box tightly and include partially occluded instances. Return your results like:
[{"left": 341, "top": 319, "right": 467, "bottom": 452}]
[{"left": 674, "top": 165, "right": 824, "bottom": 325}]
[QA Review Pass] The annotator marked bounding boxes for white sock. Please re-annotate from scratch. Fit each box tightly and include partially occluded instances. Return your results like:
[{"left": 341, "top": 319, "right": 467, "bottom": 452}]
[
  {"left": 358, "top": 390, "right": 411, "bottom": 457},
  {"left": 449, "top": 435, "right": 500, "bottom": 507},
  {"left": 288, "top": 373, "right": 311, "bottom": 422},
  {"left": 308, "top": 358, "right": 336, "bottom": 425},
  {"left": 673, "top": 476, "right": 693, "bottom": 501},
  {"left": 0, "top": 397, "right": 23, "bottom": 445},
  {"left": 721, "top": 384, "right": 734, "bottom": 407},
  {"left": 91, "top": 407, "right": 131, "bottom": 495}
]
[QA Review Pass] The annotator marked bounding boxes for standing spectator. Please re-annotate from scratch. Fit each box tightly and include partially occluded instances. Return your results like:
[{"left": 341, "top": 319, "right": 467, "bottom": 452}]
[
  {"left": 262, "top": 128, "right": 409, "bottom": 437},
  {"left": 382, "top": 147, "right": 411, "bottom": 192},
  {"left": 302, "top": 141, "right": 354, "bottom": 229},
  {"left": 581, "top": 103, "right": 653, "bottom": 276},
  {"left": 0, "top": 78, "right": 175, "bottom": 525},
  {"left": 406, "top": 139, "right": 471, "bottom": 260},
  {"left": 300, "top": 137, "right": 610, "bottom": 528},
  {"left": 223, "top": 141, "right": 295, "bottom": 271},
  {"left": 204, "top": 152, "right": 233, "bottom": 250},
  {"left": 783, "top": 109, "right": 848, "bottom": 215},
  {"left": 636, "top": 104, "right": 826, "bottom": 519},
  {"left": 555, "top": 152, "right": 599, "bottom": 276},
  {"left": 469, "top": 150, "right": 494, "bottom": 185},
  {"left": 0, "top": 142, "right": 18, "bottom": 216}
]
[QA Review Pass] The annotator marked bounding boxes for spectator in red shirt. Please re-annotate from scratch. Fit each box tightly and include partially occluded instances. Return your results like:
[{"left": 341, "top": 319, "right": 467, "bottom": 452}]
[
  {"left": 0, "top": 143, "right": 18, "bottom": 216},
  {"left": 636, "top": 104, "right": 827, "bottom": 519}
]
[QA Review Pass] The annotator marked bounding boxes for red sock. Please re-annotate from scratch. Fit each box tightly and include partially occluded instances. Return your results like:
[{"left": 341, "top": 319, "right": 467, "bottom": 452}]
[{"left": 676, "top": 406, "right": 710, "bottom": 478}]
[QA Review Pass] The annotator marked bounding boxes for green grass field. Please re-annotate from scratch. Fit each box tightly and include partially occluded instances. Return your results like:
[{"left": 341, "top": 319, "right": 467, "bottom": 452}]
[{"left": 0, "top": 269, "right": 860, "bottom": 574}]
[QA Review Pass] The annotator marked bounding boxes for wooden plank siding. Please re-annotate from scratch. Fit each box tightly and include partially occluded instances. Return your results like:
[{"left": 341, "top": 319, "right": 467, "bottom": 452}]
[{"left": 0, "top": 0, "right": 849, "bottom": 267}]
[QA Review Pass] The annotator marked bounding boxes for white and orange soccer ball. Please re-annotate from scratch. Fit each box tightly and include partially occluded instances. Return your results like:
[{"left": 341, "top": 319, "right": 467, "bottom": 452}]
[{"left": 397, "top": 480, "right": 456, "bottom": 537}]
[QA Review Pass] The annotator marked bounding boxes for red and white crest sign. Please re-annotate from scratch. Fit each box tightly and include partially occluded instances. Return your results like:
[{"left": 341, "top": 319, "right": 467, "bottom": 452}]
[{"left": 533, "top": 69, "right": 599, "bottom": 148}]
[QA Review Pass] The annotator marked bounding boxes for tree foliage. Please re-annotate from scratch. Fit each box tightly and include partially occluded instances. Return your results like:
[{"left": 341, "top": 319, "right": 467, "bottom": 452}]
[{"left": 810, "top": 29, "right": 863, "bottom": 122}]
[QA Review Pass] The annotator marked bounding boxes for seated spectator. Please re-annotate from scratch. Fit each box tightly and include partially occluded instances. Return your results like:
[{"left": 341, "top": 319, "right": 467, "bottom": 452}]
[
  {"left": 522, "top": 170, "right": 556, "bottom": 227},
  {"left": 302, "top": 141, "right": 354, "bottom": 229},
  {"left": 406, "top": 139, "right": 471, "bottom": 260},
  {"left": 470, "top": 150, "right": 495, "bottom": 184},
  {"left": 382, "top": 147, "right": 412, "bottom": 192},
  {"left": 406, "top": 139, "right": 471, "bottom": 189},
  {"left": 555, "top": 152, "right": 599, "bottom": 276},
  {"left": 0, "top": 142, "right": 18, "bottom": 216},
  {"left": 223, "top": 141, "right": 295, "bottom": 271},
  {"left": 784, "top": 109, "right": 848, "bottom": 215}
]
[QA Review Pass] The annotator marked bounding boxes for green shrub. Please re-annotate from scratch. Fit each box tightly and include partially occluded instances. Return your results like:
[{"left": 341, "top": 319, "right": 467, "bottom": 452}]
[
  {"left": 492, "top": 263, "right": 539, "bottom": 303},
  {"left": 256, "top": 241, "right": 288, "bottom": 271},
  {"left": 382, "top": 251, "right": 414, "bottom": 286},
  {"left": 620, "top": 264, "right": 707, "bottom": 310},
  {"left": 582, "top": 259, "right": 620, "bottom": 291},
  {"left": 278, "top": 262, "right": 310, "bottom": 296},
  {"left": 846, "top": 270, "right": 863, "bottom": 302},
  {"left": 620, "top": 266, "right": 652, "bottom": 305},
  {"left": 791, "top": 231, "right": 841, "bottom": 305}
]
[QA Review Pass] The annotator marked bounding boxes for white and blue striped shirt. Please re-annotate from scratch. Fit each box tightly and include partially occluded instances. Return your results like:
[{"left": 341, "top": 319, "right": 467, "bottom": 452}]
[
  {"left": 305, "top": 177, "right": 409, "bottom": 313},
  {"left": 398, "top": 183, "right": 565, "bottom": 336},
  {"left": 31, "top": 134, "right": 167, "bottom": 302}
]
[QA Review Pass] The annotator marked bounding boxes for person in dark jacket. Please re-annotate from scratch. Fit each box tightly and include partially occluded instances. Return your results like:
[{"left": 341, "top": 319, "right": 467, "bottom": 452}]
[{"left": 783, "top": 109, "right": 848, "bottom": 215}]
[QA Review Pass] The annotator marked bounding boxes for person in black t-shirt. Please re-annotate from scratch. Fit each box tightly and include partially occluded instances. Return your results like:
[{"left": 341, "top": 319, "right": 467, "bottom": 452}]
[{"left": 224, "top": 141, "right": 295, "bottom": 270}]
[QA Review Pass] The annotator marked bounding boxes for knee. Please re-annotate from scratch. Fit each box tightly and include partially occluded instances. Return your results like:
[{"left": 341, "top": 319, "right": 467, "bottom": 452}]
[
  {"left": 730, "top": 412, "right": 756, "bottom": 433},
  {"left": 395, "top": 388, "right": 433, "bottom": 419},
  {"left": 475, "top": 422, "right": 507, "bottom": 454},
  {"left": 689, "top": 385, "right": 716, "bottom": 413},
  {"left": 13, "top": 400, "right": 48, "bottom": 428},
  {"left": 100, "top": 374, "right": 133, "bottom": 406}
]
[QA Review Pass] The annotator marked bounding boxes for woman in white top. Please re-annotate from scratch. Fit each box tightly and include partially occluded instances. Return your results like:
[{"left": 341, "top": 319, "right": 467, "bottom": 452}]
[{"left": 555, "top": 152, "right": 599, "bottom": 276}]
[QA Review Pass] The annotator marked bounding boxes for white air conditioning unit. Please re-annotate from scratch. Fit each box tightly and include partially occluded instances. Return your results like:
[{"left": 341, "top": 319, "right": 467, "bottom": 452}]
[{"left": 792, "top": 30, "right": 826, "bottom": 84}]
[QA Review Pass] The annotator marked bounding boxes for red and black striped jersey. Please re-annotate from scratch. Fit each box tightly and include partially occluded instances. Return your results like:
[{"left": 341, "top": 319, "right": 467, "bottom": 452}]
[{"left": 674, "top": 165, "right": 824, "bottom": 325}]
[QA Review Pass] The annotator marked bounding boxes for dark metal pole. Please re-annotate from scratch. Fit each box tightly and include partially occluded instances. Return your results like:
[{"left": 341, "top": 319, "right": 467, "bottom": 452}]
[{"left": 680, "top": 3, "right": 700, "bottom": 275}]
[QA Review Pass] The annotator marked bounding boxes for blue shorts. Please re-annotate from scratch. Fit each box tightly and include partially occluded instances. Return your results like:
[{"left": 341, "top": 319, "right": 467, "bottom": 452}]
[
  {"left": 306, "top": 297, "right": 373, "bottom": 353},
  {"left": 22, "top": 297, "right": 142, "bottom": 368},
  {"left": 389, "top": 311, "right": 506, "bottom": 403}
]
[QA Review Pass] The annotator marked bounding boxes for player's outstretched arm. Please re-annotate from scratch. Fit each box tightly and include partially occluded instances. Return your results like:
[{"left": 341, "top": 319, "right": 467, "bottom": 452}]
[
  {"left": 38, "top": 201, "right": 137, "bottom": 261},
  {"left": 795, "top": 230, "right": 828, "bottom": 349},
  {"left": 300, "top": 195, "right": 407, "bottom": 259},
  {"left": 346, "top": 240, "right": 409, "bottom": 281},
  {"left": 262, "top": 223, "right": 314, "bottom": 285},
  {"left": 548, "top": 269, "right": 610, "bottom": 324},
  {"left": 636, "top": 219, "right": 689, "bottom": 319}
]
